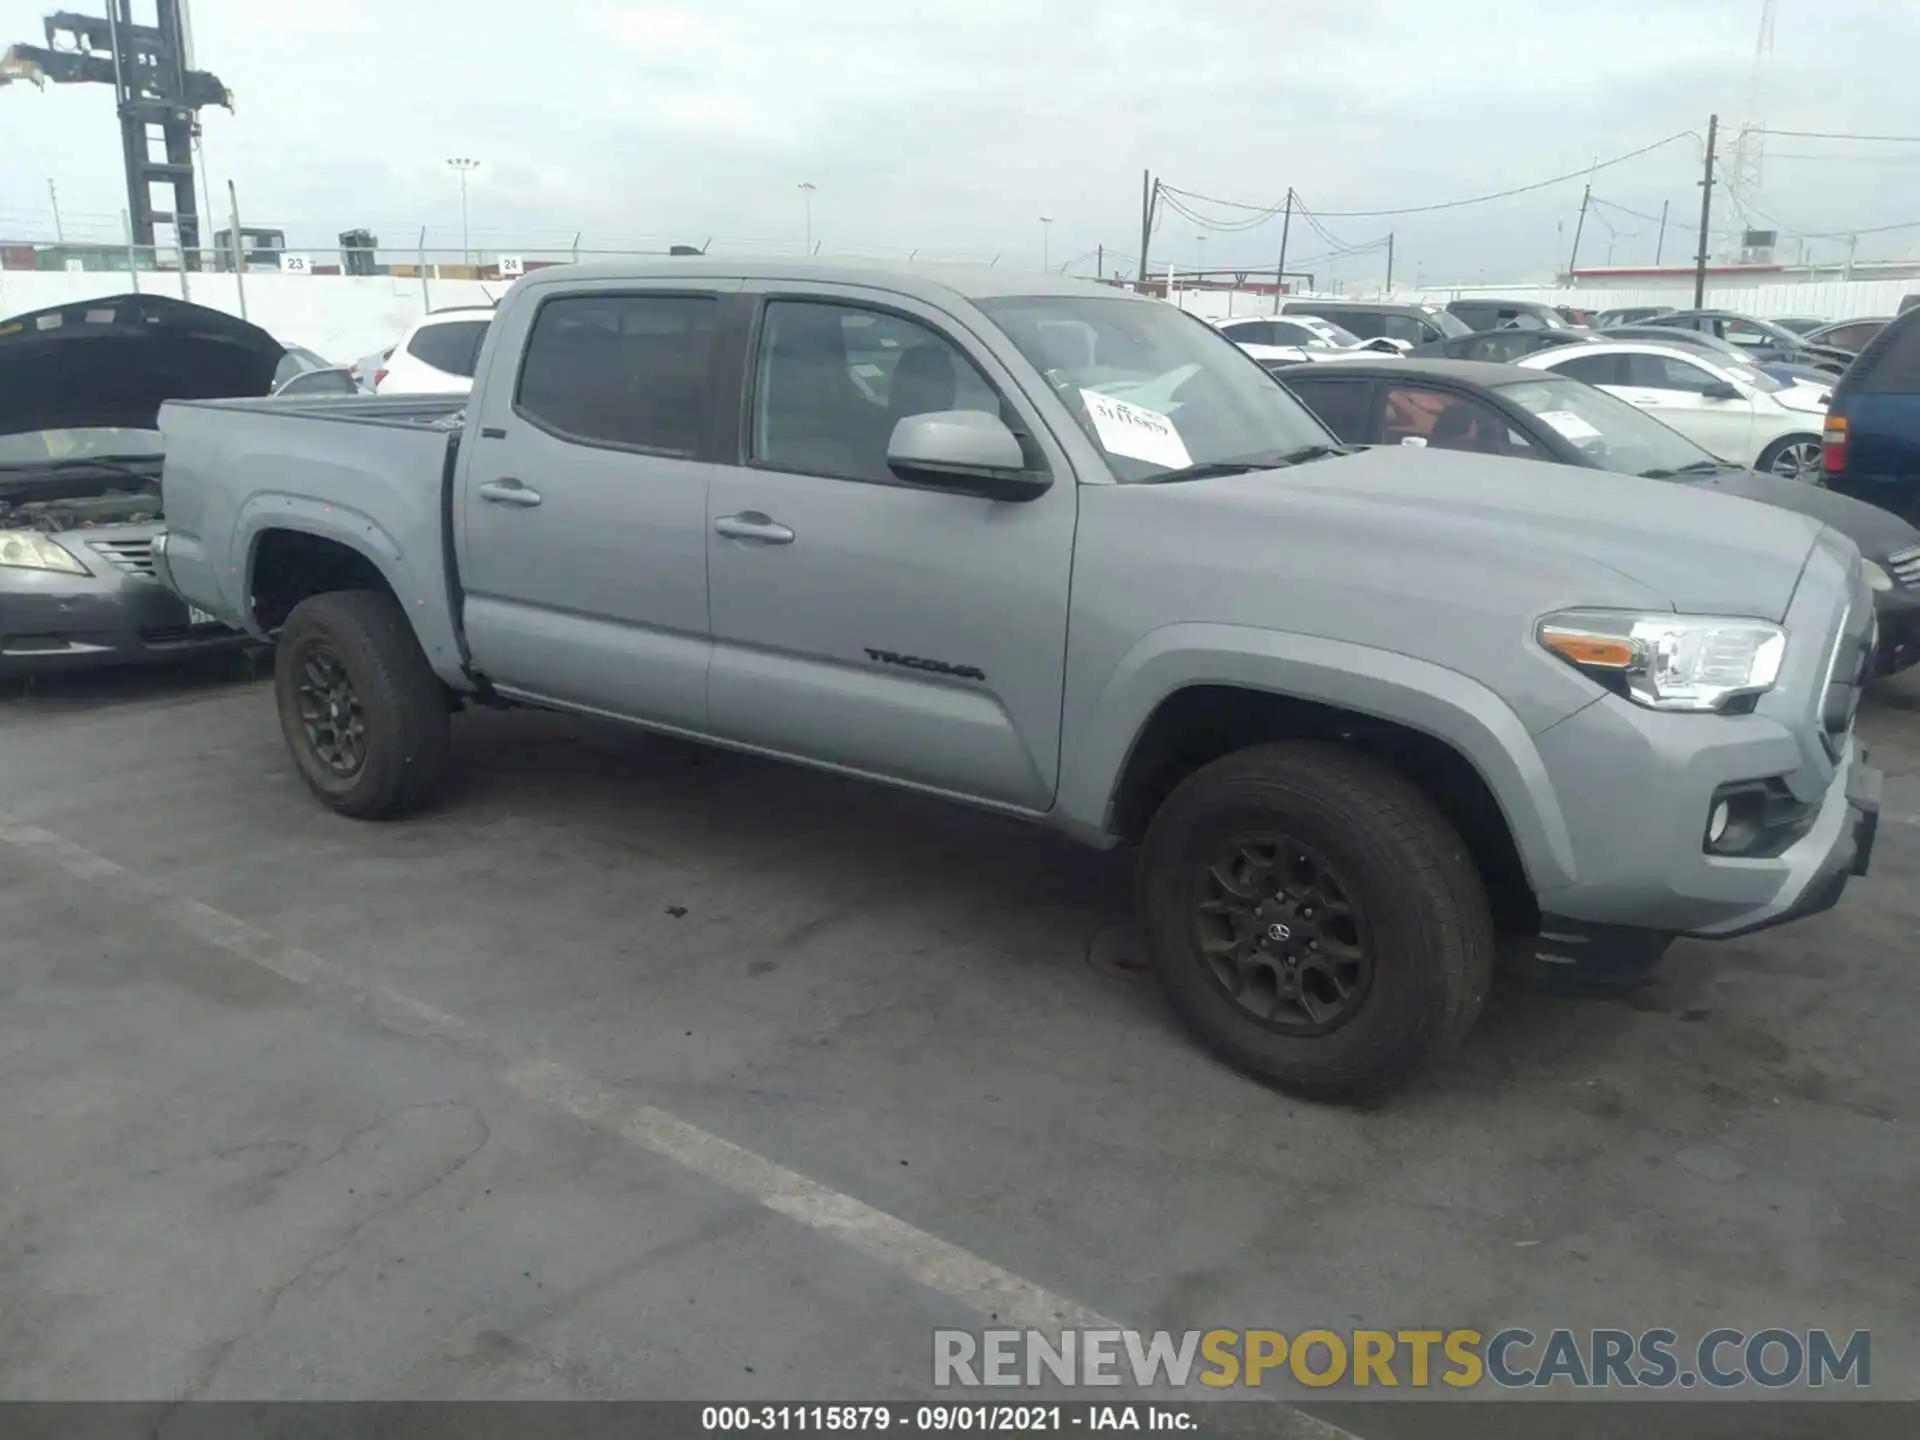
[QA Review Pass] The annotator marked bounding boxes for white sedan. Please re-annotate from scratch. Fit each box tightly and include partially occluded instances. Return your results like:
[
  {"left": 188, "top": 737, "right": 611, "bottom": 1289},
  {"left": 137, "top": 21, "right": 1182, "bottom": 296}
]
[
  {"left": 1218, "top": 314, "right": 1406, "bottom": 360},
  {"left": 1518, "top": 339, "right": 1829, "bottom": 481}
]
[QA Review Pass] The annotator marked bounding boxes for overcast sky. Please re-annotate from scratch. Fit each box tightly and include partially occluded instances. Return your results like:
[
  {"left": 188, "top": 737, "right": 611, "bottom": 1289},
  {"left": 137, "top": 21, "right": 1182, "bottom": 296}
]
[{"left": 3, "top": 0, "right": 1919, "bottom": 283}]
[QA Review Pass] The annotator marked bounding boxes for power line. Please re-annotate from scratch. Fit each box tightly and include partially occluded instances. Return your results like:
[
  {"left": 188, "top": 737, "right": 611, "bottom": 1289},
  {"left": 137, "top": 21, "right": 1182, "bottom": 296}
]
[
  {"left": 1755, "top": 128, "right": 1920, "bottom": 144},
  {"left": 1293, "top": 200, "right": 1383, "bottom": 256},
  {"left": 1713, "top": 163, "right": 1920, "bottom": 241},
  {"left": 1766, "top": 150, "right": 1920, "bottom": 163},
  {"left": 1589, "top": 196, "right": 1670, "bottom": 225},
  {"left": 1160, "top": 131, "right": 1696, "bottom": 220}
]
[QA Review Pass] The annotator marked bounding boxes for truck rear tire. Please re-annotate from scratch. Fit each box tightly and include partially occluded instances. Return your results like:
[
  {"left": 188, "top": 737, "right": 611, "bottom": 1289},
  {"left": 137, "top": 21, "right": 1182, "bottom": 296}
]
[
  {"left": 273, "top": 589, "right": 451, "bottom": 819},
  {"left": 1138, "top": 742, "right": 1494, "bottom": 1104}
]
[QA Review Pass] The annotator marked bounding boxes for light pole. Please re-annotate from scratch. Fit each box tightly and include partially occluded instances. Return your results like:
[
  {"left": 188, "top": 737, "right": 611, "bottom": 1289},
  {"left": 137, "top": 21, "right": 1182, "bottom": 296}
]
[
  {"left": 445, "top": 157, "right": 480, "bottom": 265},
  {"left": 799, "top": 182, "right": 817, "bottom": 254},
  {"left": 1039, "top": 215, "right": 1052, "bottom": 270}
]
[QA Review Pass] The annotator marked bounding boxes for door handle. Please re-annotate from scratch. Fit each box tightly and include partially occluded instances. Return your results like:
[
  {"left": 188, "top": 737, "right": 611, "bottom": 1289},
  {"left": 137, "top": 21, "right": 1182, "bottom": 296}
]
[
  {"left": 478, "top": 478, "right": 542, "bottom": 507},
  {"left": 714, "top": 512, "right": 795, "bottom": 545}
]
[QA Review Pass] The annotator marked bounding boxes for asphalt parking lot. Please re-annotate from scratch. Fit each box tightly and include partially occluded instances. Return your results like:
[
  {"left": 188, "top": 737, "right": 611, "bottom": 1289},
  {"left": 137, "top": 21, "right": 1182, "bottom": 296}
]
[{"left": 2, "top": 660, "right": 1917, "bottom": 1434}]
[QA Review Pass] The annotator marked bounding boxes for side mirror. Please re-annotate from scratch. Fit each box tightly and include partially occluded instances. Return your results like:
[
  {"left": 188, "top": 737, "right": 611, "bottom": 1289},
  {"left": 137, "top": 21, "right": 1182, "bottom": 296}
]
[
  {"left": 273, "top": 366, "right": 360, "bottom": 397},
  {"left": 886, "top": 411, "right": 1047, "bottom": 501},
  {"left": 1700, "top": 381, "right": 1743, "bottom": 402}
]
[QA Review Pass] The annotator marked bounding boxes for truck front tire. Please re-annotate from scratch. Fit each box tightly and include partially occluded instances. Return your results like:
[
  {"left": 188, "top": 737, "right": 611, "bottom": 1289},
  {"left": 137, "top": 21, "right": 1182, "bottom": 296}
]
[
  {"left": 273, "top": 589, "right": 451, "bottom": 819},
  {"left": 1138, "top": 742, "right": 1494, "bottom": 1104}
]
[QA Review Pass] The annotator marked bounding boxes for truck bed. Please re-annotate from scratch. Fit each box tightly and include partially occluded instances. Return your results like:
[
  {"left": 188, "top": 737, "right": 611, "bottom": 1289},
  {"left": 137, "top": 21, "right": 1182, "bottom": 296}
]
[
  {"left": 169, "top": 392, "right": 469, "bottom": 430},
  {"left": 156, "top": 393, "right": 470, "bottom": 682}
]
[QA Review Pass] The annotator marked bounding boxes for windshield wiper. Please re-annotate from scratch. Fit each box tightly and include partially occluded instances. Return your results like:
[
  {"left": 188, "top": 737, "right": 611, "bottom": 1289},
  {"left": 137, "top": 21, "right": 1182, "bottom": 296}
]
[
  {"left": 0, "top": 454, "right": 160, "bottom": 478},
  {"left": 1640, "top": 459, "right": 1735, "bottom": 478},
  {"left": 1137, "top": 444, "right": 1351, "bottom": 485}
]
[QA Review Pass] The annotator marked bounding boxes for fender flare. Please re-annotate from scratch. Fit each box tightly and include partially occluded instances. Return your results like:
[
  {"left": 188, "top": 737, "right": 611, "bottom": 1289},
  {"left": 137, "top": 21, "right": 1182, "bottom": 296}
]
[
  {"left": 1060, "top": 622, "right": 1580, "bottom": 891},
  {"left": 230, "top": 495, "right": 467, "bottom": 679}
]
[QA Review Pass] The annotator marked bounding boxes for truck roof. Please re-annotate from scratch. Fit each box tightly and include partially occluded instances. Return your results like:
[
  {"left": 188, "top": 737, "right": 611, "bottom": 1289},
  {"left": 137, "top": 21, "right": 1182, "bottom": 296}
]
[{"left": 519, "top": 257, "right": 1124, "bottom": 305}]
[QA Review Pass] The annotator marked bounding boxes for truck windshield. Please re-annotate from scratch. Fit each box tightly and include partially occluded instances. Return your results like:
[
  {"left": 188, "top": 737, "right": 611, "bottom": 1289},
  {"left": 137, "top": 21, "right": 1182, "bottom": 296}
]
[{"left": 978, "top": 295, "right": 1334, "bottom": 482}]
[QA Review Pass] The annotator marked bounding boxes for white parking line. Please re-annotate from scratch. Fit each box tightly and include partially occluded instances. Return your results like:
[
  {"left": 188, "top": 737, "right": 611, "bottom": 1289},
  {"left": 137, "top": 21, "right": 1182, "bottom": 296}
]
[{"left": 0, "top": 811, "right": 1356, "bottom": 1437}]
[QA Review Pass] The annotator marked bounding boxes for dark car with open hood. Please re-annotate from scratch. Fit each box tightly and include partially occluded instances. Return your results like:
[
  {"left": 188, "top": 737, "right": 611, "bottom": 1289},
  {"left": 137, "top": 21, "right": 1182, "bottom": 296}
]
[{"left": 0, "top": 293, "right": 313, "bottom": 677}]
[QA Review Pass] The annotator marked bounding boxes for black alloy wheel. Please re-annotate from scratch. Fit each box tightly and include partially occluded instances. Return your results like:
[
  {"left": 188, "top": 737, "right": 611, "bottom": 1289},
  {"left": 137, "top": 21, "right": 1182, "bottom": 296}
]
[
  {"left": 1196, "top": 837, "right": 1373, "bottom": 1035},
  {"left": 294, "top": 642, "right": 366, "bottom": 776}
]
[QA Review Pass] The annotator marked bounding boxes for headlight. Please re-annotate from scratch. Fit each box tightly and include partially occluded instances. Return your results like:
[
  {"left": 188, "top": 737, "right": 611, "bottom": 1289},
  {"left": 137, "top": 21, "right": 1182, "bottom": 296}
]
[
  {"left": 1863, "top": 560, "right": 1894, "bottom": 593},
  {"left": 0, "top": 530, "right": 90, "bottom": 575},
  {"left": 1537, "top": 609, "right": 1787, "bottom": 712}
]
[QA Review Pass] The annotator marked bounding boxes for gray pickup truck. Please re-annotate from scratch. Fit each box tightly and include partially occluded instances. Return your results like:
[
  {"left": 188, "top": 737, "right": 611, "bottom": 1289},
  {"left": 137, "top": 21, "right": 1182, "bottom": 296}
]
[{"left": 153, "top": 260, "right": 1882, "bottom": 1102}]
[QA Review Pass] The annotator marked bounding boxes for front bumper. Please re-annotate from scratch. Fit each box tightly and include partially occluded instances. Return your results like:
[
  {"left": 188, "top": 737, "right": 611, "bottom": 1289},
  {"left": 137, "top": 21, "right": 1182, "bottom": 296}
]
[
  {"left": 1, "top": 528, "right": 245, "bottom": 677},
  {"left": 1527, "top": 530, "right": 1879, "bottom": 967}
]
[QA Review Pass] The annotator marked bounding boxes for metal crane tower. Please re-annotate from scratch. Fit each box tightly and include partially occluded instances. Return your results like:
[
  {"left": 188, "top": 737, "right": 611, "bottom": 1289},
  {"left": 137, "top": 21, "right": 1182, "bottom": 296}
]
[
  {"left": 1723, "top": 0, "right": 1777, "bottom": 226},
  {"left": 2, "top": 2, "right": 232, "bottom": 268}
]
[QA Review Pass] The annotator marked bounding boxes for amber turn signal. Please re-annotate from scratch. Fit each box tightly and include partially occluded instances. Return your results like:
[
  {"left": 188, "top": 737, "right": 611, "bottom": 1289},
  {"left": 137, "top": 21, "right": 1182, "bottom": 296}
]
[{"left": 1538, "top": 626, "right": 1638, "bottom": 670}]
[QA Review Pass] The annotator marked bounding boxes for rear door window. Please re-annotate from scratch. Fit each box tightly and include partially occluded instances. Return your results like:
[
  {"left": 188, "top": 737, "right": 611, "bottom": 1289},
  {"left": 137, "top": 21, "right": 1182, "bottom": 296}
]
[
  {"left": 1854, "top": 314, "right": 1920, "bottom": 395},
  {"left": 1223, "top": 321, "right": 1277, "bottom": 345},
  {"left": 1623, "top": 353, "right": 1722, "bottom": 394},
  {"left": 1376, "top": 312, "right": 1435, "bottom": 345},
  {"left": 408, "top": 318, "right": 489, "bottom": 377},
  {"left": 515, "top": 293, "right": 718, "bottom": 453},
  {"left": 1549, "top": 352, "right": 1627, "bottom": 386},
  {"left": 1323, "top": 309, "right": 1384, "bottom": 340},
  {"left": 1823, "top": 321, "right": 1883, "bottom": 351},
  {"left": 1720, "top": 318, "right": 1776, "bottom": 352}
]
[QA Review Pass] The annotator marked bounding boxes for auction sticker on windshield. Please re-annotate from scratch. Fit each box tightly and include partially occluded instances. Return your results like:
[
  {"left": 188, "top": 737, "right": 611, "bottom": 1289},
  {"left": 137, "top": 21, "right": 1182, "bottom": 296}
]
[
  {"left": 1537, "top": 409, "right": 1602, "bottom": 442},
  {"left": 1082, "top": 391, "right": 1192, "bottom": 469}
]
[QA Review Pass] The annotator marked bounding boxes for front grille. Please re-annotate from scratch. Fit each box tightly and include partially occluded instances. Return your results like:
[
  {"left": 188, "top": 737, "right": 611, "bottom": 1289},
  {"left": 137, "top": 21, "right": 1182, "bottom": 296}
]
[
  {"left": 88, "top": 537, "right": 157, "bottom": 580},
  {"left": 1888, "top": 543, "right": 1920, "bottom": 590}
]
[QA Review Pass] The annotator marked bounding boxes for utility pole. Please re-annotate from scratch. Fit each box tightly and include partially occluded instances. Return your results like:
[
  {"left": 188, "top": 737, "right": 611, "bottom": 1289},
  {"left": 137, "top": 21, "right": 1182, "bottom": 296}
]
[
  {"left": 1385, "top": 231, "right": 1395, "bottom": 294},
  {"left": 1693, "top": 113, "right": 1718, "bottom": 308},
  {"left": 1271, "top": 187, "right": 1293, "bottom": 313},
  {"left": 226, "top": 178, "right": 248, "bottom": 320},
  {"left": 1136, "top": 170, "right": 1155, "bottom": 287},
  {"left": 1039, "top": 215, "right": 1052, "bottom": 270},
  {"left": 47, "top": 178, "right": 64, "bottom": 242},
  {"left": 1096, "top": 243, "right": 1103, "bottom": 280},
  {"left": 1655, "top": 200, "right": 1669, "bottom": 265},
  {"left": 1567, "top": 182, "right": 1591, "bottom": 277}
]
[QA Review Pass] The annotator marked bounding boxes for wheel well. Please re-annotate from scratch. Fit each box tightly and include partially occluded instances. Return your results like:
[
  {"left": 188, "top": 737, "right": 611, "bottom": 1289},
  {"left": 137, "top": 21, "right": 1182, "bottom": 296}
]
[
  {"left": 250, "top": 530, "right": 395, "bottom": 632},
  {"left": 1110, "top": 686, "right": 1538, "bottom": 935}
]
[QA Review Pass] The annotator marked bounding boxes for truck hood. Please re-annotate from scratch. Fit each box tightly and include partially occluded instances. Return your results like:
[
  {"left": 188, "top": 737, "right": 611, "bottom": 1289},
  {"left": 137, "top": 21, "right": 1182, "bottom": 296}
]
[
  {"left": 1174, "top": 447, "right": 1826, "bottom": 622},
  {"left": 0, "top": 293, "right": 286, "bottom": 439}
]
